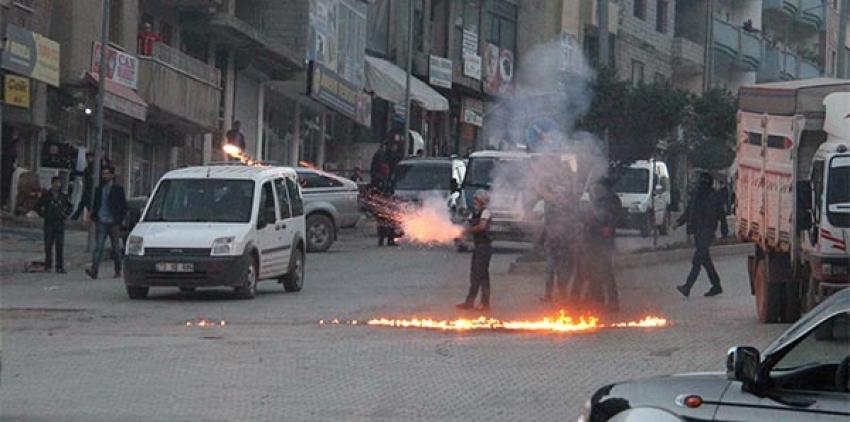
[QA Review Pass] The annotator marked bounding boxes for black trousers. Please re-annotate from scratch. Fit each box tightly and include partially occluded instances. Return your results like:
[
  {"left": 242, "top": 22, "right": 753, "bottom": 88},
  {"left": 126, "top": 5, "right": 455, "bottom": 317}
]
[
  {"left": 44, "top": 225, "right": 65, "bottom": 270},
  {"left": 466, "top": 242, "right": 492, "bottom": 306},
  {"left": 683, "top": 239, "right": 721, "bottom": 290}
]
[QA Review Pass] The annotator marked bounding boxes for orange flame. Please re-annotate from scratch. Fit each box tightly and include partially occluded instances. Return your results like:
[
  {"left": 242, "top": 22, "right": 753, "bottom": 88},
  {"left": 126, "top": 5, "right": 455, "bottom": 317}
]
[
  {"left": 321, "top": 311, "right": 668, "bottom": 333},
  {"left": 222, "top": 144, "right": 264, "bottom": 167},
  {"left": 185, "top": 319, "right": 227, "bottom": 327}
]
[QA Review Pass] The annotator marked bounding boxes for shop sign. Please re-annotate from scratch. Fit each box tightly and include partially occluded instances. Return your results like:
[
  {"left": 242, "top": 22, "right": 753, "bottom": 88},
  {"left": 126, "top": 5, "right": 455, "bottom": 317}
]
[
  {"left": 483, "top": 43, "right": 515, "bottom": 95},
  {"left": 309, "top": 61, "right": 372, "bottom": 128},
  {"left": 462, "top": 29, "right": 479, "bottom": 56},
  {"left": 429, "top": 55, "right": 452, "bottom": 89},
  {"left": 1, "top": 24, "right": 61, "bottom": 87},
  {"left": 91, "top": 42, "right": 139, "bottom": 90},
  {"left": 4, "top": 74, "right": 30, "bottom": 108},
  {"left": 463, "top": 53, "right": 481, "bottom": 80},
  {"left": 462, "top": 98, "right": 484, "bottom": 127}
]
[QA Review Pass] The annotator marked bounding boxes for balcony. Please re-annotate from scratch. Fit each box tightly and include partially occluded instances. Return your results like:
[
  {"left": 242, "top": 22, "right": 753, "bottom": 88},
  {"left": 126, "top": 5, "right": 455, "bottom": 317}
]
[
  {"left": 672, "top": 37, "right": 704, "bottom": 76},
  {"left": 137, "top": 43, "right": 221, "bottom": 132},
  {"left": 160, "top": 0, "right": 222, "bottom": 7},
  {"left": 204, "top": 12, "right": 303, "bottom": 73},
  {"left": 713, "top": 19, "right": 762, "bottom": 72},
  {"left": 798, "top": 59, "right": 821, "bottom": 78},
  {"left": 763, "top": 0, "right": 825, "bottom": 32}
]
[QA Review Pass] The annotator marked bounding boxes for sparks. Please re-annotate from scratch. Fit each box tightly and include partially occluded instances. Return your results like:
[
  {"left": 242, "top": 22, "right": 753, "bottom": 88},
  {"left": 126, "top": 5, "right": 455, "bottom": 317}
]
[
  {"left": 363, "top": 194, "right": 464, "bottom": 245},
  {"left": 185, "top": 319, "right": 227, "bottom": 327},
  {"left": 222, "top": 144, "right": 265, "bottom": 167},
  {"left": 320, "top": 311, "right": 668, "bottom": 334}
]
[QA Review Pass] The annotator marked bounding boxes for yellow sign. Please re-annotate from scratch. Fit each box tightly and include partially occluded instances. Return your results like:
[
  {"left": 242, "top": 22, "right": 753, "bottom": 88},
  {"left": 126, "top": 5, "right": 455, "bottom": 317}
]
[{"left": 4, "top": 74, "right": 30, "bottom": 108}]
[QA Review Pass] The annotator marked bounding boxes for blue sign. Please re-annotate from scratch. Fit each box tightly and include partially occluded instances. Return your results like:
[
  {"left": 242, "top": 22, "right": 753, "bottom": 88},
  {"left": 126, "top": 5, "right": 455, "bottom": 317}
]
[{"left": 525, "top": 117, "right": 560, "bottom": 151}]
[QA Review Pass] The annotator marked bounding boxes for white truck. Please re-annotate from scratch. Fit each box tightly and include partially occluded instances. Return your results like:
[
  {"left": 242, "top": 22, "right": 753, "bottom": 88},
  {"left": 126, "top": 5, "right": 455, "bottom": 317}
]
[{"left": 736, "top": 79, "right": 850, "bottom": 323}]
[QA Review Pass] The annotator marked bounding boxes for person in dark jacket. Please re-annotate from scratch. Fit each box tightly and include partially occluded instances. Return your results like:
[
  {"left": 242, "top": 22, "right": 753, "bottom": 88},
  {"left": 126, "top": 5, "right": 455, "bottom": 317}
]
[
  {"left": 85, "top": 166, "right": 127, "bottom": 279},
  {"left": 369, "top": 143, "right": 389, "bottom": 183},
  {"left": 676, "top": 172, "right": 729, "bottom": 297},
  {"left": 34, "top": 177, "right": 72, "bottom": 273},
  {"left": 457, "top": 190, "right": 493, "bottom": 311},
  {"left": 577, "top": 178, "right": 622, "bottom": 312}
]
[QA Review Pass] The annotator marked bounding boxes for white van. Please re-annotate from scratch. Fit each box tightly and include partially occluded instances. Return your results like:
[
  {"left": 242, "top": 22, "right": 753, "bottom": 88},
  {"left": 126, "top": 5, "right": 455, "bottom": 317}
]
[
  {"left": 123, "top": 164, "right": 307, "bottom": 299},
  {"left": 612, "top": 159, "right": 672, "bottom": 236}
]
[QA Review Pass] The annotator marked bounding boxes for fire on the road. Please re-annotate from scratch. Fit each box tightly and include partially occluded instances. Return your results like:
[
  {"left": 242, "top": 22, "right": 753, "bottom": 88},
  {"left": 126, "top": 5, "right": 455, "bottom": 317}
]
[
  {"left": 185, "top": 319, "right": 227, "bottom": 327},
  {"left": 320, "top": 311, "right": 668, "bottom": 334}
]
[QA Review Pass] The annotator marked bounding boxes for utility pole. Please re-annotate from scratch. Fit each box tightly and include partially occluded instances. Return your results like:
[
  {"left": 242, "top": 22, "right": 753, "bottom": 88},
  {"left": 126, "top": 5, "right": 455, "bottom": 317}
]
[
  {"left": 93, "top": 0, "right": 110, "bottom": 200},
  {"left": 402, "top": 0, "right": 414, "bottom": 156},
  {"left": 838, "top": 0, "right": 849, "bottom": 77},
  {"left": 597, "top": 0, "right": 610, "bottom": 67},
  {"left": 703, "top": 0, "right": 715, "bottom": 92}
]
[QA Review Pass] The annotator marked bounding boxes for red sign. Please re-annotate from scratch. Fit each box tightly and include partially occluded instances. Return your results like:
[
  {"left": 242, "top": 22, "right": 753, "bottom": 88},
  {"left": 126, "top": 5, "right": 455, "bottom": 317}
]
[{"left": 91, "top": 42, "right": 139, "bottom": 90}]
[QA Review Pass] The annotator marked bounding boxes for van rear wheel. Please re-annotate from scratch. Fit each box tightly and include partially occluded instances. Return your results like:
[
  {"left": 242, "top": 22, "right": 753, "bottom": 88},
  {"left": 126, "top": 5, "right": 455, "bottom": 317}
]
[{"left": 282, "top": 248, "right": 305, "bottom": 292}]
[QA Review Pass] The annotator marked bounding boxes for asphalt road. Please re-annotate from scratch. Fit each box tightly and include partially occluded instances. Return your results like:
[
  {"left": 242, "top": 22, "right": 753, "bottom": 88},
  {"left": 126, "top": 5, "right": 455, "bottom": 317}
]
[{"left": 0, "top": 227, "right": 787, "bottom": 422}]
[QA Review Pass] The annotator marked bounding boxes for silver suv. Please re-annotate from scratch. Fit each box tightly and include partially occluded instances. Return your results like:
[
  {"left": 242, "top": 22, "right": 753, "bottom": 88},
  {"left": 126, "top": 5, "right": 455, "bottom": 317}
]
[{"left": 296, "top": 168, "right": 361, "bottom": 252}]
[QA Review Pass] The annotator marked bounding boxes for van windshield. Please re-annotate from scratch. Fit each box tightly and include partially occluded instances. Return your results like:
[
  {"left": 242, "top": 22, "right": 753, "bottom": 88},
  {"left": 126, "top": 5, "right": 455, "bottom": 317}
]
[
  {"left": 614, "top": 168, "right": 650, "bottom": 194},
  {"left": 464, "top": 157, "right": 529, "bottom": 189},
  {"left": 395, "top": 163, "right": 451, "bottom": 191},
  {"left": 144, "top": 179, "right": 255, "bottom": 223}
]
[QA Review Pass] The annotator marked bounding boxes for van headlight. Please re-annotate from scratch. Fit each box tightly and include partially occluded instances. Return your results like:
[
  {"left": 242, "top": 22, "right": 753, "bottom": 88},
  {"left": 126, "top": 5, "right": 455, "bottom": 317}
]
[
  {"left": 126, "top": 236, "right": 144, "bottom": 256},
  {"left": 211, "top": 236, "right": 235, "bottom": 256}
]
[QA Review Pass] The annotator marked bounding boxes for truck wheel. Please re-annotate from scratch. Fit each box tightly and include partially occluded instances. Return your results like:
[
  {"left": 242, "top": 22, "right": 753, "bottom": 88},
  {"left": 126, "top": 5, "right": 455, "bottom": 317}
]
[
  {"left": 281, "top": 247, "right": 305, "bottom": 292},
  {"left": 755, "top": 259, "right": 782, "bottom": 323},
  {"left": 234, "top": 257, "right": 258, "bottom": 299},
  {"left": 126, "top": 285, "right": 149, "bottom": 300},
  {"left": 307, "top": 214, "right": 334, "bottom": 252}
]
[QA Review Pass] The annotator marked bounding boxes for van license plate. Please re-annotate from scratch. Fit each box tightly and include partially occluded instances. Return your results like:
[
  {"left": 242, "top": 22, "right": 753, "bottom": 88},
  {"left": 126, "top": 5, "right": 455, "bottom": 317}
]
[{"left": 156, "top": 262, "right": 194, "bottom": 273}]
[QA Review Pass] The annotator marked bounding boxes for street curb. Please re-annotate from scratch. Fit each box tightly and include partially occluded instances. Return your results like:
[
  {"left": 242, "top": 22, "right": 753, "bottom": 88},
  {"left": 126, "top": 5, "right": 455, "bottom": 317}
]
[{"left": 508, "top": 242, "right": 753, "bottom": 274}]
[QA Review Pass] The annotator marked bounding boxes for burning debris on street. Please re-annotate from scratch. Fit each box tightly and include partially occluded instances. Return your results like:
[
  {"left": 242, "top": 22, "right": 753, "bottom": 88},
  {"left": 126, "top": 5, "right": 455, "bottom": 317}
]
[
  {"left": 320, "top": 311, "right": 668, "bottom": 334},
  {"left": 185, "top": 318, "right": 227, "bottom": 327}
]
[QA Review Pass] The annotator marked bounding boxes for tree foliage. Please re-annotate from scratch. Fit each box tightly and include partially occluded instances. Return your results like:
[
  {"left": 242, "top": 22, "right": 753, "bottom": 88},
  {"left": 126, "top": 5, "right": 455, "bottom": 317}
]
[{"left": 681, "top": 88, "right": 738, "bottom": 170}]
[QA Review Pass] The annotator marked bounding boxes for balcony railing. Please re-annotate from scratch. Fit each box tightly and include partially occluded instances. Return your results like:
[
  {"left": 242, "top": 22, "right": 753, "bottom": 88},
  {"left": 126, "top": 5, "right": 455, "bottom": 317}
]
[
  {"left": 713, "top": 19, "right": 762, "bottom": 71},
  {"left": 759, "top": 47, "right": 821, "bottom": 81},
  {"left": 764, "top": 0, "right": 800, "bottom": 16},
  {"left": 142, "top": 43, "right": 220, "bottom": 86},
  {"left": 798, "top": 59, "right": 821, "bottom": 78},
  {"left": 764, "top": 0, "right": 825, "bottom": 31}
]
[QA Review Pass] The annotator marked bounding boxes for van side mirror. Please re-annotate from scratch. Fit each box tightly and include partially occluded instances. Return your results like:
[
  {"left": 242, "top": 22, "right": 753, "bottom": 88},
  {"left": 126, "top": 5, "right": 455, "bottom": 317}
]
[{"left": 727, "top": 346, "right": 761, "bottom": 389}]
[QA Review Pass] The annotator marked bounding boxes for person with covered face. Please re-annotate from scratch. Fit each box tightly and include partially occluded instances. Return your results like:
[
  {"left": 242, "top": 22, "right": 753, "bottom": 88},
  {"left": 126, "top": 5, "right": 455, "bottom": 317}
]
[
  {"left": 457, "top": 190, "right": 493, "bottom": 311},
  {"left": 675, "top": 172, "right": 728, "bottom": 297},
  {"left": 578, "top": 177, "right": 621, "bottom": 312}
]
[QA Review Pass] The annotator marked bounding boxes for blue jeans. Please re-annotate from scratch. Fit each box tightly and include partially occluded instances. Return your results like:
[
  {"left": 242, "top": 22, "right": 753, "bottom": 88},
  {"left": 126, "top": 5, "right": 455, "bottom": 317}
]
[{"left": 91, "top": 221, "right": 122, "bottom": 276}]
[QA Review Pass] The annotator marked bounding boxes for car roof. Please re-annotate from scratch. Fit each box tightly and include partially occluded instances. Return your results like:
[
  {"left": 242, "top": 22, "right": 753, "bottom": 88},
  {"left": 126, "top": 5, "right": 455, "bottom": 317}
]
[
  {"left": 163, "top": 165, "right": 297, "bottom": 181},
  {"left": 469, "top": 150, "right": 532, "bottom": 159},
  {"left": 398, "top": 157, "right": 455, "bottom": 166},
  {"left": 764, "top": 288, "right": 850, "bottom": 357}
]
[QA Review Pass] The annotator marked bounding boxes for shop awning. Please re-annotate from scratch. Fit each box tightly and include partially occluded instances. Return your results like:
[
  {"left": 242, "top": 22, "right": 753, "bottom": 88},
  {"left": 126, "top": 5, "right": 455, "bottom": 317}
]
[
  {"left": 365, "top": 56, "right": 449, "bottom": 112},
  {"left": 86, "top": 72, "right": 148, "bottom": 121}
]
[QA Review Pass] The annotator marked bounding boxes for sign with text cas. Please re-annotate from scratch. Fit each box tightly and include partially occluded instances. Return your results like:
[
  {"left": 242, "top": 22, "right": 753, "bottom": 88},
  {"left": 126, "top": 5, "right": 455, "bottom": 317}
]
[
  {"left": 1, "top": 24, "right": 60, "bottom": 87},
  {"left": 4, "top": 74, "right": 30, "bottom": 108},
  {"left": 91, "top": 42, "right": 139, "bottom": 90},
  {"left": 429, "top": 55, "right": 452, "bottom": 89}
]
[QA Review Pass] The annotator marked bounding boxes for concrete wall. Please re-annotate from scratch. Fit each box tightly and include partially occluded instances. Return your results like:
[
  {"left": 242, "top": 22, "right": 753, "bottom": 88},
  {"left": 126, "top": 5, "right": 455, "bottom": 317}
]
[{"left": 616, "top": 0, "right": 677, "bottom": 81}]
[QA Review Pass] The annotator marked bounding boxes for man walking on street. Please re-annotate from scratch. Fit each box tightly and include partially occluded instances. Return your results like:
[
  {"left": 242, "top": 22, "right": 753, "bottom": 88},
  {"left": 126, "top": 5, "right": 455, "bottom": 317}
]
[
  {"left": 676, "top": 172, "right": 729, "bottom": 297},
  {"left": 85, "top": 166, "right": 127, "bottom": 279},
  {"left": 34, "top": 177, "right": 72, "bottom": 273},
  {"left": 457, "top": 190, "right": 493, "bottom": 311}
]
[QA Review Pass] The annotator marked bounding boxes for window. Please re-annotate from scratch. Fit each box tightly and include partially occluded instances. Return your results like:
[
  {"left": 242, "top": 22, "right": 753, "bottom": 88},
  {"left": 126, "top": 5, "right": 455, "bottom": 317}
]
[
  {"left": 772, "top": 312, "right": 850, "bottom": 392},
  {"left": 366, "top": 0, "right": 390, "bottom": 55},
  {"left": 259, "top": 181, "right": 277, "bottom": 222},
  {"left": 631, "top": 60, "right": 645, "bottom": 87},
  {"left": 413, "top": 0, "right": 425, "bottom": 52},
  {"left": 108, "top": 0, "right": 123, "bottom": 45},
  {"left": 633, "top": 0, "right": 646, "bottom": 20},
  {"left": 297, "top": 171, "right": 344, "bottom": 189},
  {"left": 485, "top": 0, "right": 517, "bottom": 52},
  {"left": 274, "top": 178, "right": 292, "bottom": 219},
  {"left": 827, "top": 158, "right": 850, "bottom": 227},
  {"left": 656, "top": 0, "right": 668, "bottom": 33},
  {"left": 286, "top": 178, "right": 305, "bottom": 216}
]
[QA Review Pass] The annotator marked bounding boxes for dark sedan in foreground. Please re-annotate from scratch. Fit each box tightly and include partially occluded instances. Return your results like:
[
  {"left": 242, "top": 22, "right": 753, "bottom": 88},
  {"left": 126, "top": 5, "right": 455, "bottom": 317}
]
[{"left": 581, "top": 288, "right": 850, "bottom": 421}]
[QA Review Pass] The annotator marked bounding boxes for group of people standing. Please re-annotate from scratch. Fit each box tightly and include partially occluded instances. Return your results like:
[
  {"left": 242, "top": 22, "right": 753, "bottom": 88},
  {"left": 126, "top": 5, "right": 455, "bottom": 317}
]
[{"left": 33, "top": 154, "right": 128, "bottom": 281}]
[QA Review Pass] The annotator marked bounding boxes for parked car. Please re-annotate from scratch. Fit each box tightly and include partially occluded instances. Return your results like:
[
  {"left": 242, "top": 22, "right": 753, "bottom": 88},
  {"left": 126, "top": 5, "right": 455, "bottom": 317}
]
[
  {"left": 295, "top": 168, "right": 361, "bottom": 252},
  {"left": 612, "top": 159, "right": 672, "bottom": 237},
  {"left": 393, "top": 157, "right": 466, "bottom": 205},
  {"left": 123, "top": 164, "right": 307, "bottom": 299},
  {"left": 580, "top": 287, "right": 850, "bottom": 421}
]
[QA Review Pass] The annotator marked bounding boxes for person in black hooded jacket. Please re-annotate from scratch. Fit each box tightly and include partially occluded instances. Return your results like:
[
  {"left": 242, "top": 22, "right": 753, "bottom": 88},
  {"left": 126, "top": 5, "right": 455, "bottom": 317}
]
[{"left": 676, "top": 172, "right": 729, "bottom": 297}]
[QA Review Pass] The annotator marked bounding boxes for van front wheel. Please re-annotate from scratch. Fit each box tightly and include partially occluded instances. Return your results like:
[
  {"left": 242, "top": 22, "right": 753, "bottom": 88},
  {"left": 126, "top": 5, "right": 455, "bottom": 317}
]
[{"left": 282, "top": 248, "right": 305, "bottom": 292}]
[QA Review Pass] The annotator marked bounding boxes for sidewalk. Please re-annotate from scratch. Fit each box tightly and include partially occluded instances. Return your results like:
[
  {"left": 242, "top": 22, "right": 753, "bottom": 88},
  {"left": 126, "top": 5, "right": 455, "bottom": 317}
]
[{"left": 0, "top": 225, "right": 91, "bottom": 276}]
